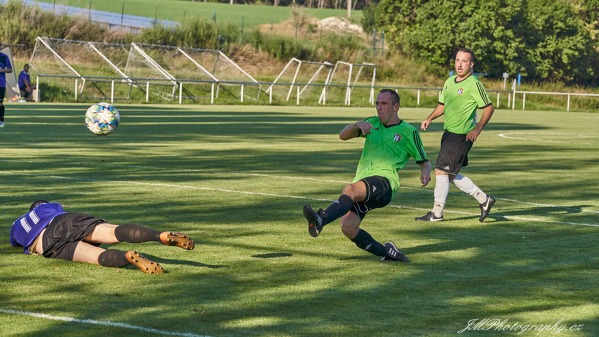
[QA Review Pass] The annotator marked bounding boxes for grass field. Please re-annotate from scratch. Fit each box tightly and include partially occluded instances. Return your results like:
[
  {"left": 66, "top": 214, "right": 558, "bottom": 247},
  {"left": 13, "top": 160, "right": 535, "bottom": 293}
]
[
  {"left": 32, "top": 0, "right": 358, "bottom": 26},
  {"left": 0, "top": 103, "right": 598, "bottom": 337}
]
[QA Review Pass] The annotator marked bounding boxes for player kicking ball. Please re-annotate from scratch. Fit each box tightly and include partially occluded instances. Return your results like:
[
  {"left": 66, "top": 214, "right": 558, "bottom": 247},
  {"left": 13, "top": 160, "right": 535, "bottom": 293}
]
[{"left": 302, "top": 89, "right": 431, "bottom": 262}]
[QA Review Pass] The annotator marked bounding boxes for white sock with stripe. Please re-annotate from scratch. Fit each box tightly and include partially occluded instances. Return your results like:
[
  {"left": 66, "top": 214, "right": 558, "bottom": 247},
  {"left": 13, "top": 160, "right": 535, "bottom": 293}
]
[{"left": 452, "top": 174, "right": 487, "bottom": 203}]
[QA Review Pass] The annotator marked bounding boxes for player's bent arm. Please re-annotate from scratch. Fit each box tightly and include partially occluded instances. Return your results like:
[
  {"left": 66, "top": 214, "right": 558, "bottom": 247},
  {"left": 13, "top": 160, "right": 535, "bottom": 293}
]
[
  {"left": 340, "top": 121, "right": 370, "bottom": 140},
  {"left": 466, "top": 104, "right": 494, "bottom": 142},
  {"left": 421, "top": 104, "right": 445, "bottom": 130},
  {"left": 474, "top": 104, "right": 494, "bottom": 132}
]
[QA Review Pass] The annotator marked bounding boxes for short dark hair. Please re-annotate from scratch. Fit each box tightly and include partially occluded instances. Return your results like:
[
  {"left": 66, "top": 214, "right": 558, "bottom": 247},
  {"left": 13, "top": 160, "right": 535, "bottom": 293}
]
[
  {"left": 30, "top": 200, "right": 49, "bottom": 211},
  {"left": 378, "top": 89, "right": 400, "bottom": 106},
  {"left": 456, "top": 48, "right": 475, "bottom": 62}
]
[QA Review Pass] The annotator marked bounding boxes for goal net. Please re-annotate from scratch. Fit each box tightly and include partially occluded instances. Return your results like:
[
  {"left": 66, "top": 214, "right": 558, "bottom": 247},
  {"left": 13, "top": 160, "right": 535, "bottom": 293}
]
[
  {"left": 324, "top": 61, "right": 377, "bottom": 106},
  {"left": 128, "top": 44, "right": 261, "bottom": 103},
  {"left": 29, "top": 37, "right": 136, "bottom": 101},
  {"left": 267, "top": 58, "right": 334, "bottom": 105}
]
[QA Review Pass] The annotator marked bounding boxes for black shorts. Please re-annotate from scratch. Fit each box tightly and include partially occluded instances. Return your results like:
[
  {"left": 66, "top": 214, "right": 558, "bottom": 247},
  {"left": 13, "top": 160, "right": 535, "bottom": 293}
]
[
  {"left": 41, "top": 213, "right": 106, "bottom": 261},
  {"left": 435, "top": 130, "right": 473, "bottom": 175},
  {"left": 350, "top": 176, "right": 393, "bottom": 220}
]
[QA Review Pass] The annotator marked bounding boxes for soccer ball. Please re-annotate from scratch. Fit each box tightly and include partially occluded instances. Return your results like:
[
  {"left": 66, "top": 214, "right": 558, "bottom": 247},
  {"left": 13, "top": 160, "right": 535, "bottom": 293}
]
[{"left": 85, "top": 102, "right": 120, "bottom": 135}]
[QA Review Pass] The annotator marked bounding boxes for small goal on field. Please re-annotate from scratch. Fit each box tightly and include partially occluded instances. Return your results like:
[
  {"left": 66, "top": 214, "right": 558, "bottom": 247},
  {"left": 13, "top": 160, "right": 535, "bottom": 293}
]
[
  {"left": 267, "top": 58, "right": 377, "bottom": 105},
  {"left": 29, "top": 37, "right": 136, "bottom": 101},
  {"left": 29, "top": 37, "right": 261, "bottom": 103},
  {"left": 325, "top": 61, "right": 377, "bottom": 106}
]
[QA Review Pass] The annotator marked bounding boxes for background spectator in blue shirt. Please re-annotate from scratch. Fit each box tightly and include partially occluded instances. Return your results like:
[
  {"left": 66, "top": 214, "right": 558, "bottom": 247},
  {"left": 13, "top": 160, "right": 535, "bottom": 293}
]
[{"left": 18, "top": 63, "right": 33, "bottom": 102}]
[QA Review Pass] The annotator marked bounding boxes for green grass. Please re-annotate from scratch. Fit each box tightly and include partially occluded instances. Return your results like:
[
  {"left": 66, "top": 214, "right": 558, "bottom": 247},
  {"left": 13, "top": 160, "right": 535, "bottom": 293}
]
[
  {"left": 0, "top": 103, "right": 598, "bottom": 337},
  {"left": 32, "top": 0, "right": 360, "bottom": 27}
]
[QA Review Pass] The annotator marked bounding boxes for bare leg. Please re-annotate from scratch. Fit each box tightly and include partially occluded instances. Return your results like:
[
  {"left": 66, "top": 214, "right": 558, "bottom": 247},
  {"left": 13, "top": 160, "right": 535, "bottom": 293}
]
[
  {"left": 340, "top": 211, "right": 362, "bottom": 240},
  {"left": 85, "top": 223, "right": 195, "bottom": 250},
  {"left": 83, "top": 223, "right": 119, "bottom": 244},
  {"left": 72, "top": 241, "right": 110, "bottom": 265}
]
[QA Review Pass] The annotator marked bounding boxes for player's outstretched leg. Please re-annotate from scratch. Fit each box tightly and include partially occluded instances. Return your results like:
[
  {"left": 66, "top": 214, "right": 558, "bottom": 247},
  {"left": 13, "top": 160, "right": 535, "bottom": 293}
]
[
  {"left": 303, "top": 205, "right": 324, "bottom": 237},
  {"left": 159, "top": 232, "right": 195, "bottom": 250},
  {"left": 125, "top": 250, "right": 165, "bottom": 274}
]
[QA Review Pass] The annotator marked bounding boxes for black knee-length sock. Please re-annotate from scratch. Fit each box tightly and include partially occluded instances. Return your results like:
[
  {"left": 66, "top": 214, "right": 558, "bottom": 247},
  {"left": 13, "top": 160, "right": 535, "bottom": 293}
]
[
  {"left": 98, "top": 249, "right": 130, "bottom": 267},
  {"left": 351, "top": 229, "right": 386, "bottom": 257},
  {"left": 114, "top": 223, "right": 161, "bottom": 243},
  {"left": 321, "top": 194, "right": 354, "bottom": 226}
]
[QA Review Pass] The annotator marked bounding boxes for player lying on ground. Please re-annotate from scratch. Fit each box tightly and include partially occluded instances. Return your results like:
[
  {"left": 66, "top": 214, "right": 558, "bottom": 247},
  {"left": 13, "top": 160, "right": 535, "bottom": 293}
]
[
  {"left": 303, "top": 89, "right": 431, "bottom": 262},
  {"left": 10, "top": 200, "right": 195, "bottom": 274}
]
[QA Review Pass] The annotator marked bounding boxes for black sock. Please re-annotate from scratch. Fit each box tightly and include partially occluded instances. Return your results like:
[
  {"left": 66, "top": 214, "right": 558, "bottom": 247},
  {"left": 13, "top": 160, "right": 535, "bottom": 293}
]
[
  {"left": 0, "top": 105, "right": 4, "bottom": 122},
  {"left": 321, "top": 194, "right": 354, "bottom": 226},
  {"left": 351, "top": 229, "right": 386, "bottom": 257},
  {"left": 98, "top": 249, "right": 130, "bottom": 267},
  {"left": 114, "top": 223, "right": 161, "bottom": 243}
]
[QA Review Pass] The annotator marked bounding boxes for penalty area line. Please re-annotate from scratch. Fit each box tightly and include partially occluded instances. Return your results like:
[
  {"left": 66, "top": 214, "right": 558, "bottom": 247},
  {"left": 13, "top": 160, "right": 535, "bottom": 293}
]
[{"left": 0, "top": 308, "right": 210, "bottom": 337}]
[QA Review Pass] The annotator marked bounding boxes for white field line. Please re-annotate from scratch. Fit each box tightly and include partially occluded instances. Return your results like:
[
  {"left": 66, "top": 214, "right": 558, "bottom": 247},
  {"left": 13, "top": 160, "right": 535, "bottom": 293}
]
[
  {"left": 497, "top": 132, "right": 597, "bottom": 145},
  {"left": 0, "top": 308, "right": 210, "bottom": 337},
  {"left": 1, "top": 170, "right": 598, "bottom": 227}
]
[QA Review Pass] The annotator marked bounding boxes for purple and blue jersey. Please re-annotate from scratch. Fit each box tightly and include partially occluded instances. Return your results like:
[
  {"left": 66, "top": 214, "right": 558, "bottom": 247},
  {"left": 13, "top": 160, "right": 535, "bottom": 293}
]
[
  {"left": 0, "top": 53, "right": 12, "bottom": 87},
  {"left": 10, "top": 203, "right": 67, "bottom": 254}
]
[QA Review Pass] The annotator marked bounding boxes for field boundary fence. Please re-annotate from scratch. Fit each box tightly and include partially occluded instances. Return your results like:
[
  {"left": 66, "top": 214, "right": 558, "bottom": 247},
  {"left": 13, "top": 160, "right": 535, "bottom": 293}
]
[
  {"left": 33, "top": 73, "right": 521, "bottom": 109},
  {"left": 512, "top": 90, "right": 599, "bottom": 112},
  {"left": 33, "top": 73, "right": 599, "bottom": 112}
]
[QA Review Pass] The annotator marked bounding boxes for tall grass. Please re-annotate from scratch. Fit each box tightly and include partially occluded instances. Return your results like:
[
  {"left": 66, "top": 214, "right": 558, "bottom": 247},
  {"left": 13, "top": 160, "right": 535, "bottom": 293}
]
[{"left": 1, "top": 0, "right": 117, "bottom": 51}]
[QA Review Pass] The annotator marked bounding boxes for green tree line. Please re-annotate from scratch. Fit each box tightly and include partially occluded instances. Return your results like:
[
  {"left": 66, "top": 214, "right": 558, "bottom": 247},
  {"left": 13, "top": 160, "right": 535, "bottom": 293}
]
[{"left": 372, "top": 0, "right": 599, "bottom": 85}]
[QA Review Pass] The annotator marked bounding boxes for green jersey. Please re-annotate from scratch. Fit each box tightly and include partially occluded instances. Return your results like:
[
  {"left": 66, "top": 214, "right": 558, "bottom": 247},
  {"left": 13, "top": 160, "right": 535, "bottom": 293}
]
[
  {"left": 440, "top": 74, "right": 493, "bottom": 134},
  {"left": 353, "top": 116, "right": 428, "bottom": 195}
]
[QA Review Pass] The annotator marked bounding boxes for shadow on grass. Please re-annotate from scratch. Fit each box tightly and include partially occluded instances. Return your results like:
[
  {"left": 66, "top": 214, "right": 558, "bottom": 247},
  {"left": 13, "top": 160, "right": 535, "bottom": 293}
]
[{"left": 2, "top": 105, "right": 598, "bottom": 337}]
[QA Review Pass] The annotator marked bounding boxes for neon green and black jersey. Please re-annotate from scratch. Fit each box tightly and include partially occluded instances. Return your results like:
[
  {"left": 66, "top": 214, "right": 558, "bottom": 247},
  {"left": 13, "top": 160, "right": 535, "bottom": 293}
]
[
  {"left": 353, "top": 116, "right": 428, "bottom": 195},
  {"left": 439, "top": 74, "right": 493, "bottom": 134}
]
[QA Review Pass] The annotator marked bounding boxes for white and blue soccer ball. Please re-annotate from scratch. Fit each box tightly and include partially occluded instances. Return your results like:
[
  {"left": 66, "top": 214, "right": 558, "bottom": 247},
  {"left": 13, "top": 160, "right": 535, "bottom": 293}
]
[{"left": 85, "top": 102, "right": 120, "bottom": 135}]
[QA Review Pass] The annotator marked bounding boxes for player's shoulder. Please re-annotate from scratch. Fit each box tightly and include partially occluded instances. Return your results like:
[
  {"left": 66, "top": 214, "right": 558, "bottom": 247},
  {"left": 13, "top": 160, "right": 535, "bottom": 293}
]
[
  {"left": 446, "top": 75, "right": 458, "bottom": 84},
  {"left": 387, "top": 120, "right": 417, "bottom": 135},
  {"left": 364, "top": 115, "right": 380, "bottom": 124},
  {"left": 398, "top": 120, "right": 420, "bottom": 134}
]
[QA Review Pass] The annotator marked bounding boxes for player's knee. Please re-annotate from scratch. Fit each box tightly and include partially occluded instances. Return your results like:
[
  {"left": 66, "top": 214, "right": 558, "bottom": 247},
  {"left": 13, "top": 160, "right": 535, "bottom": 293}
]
[
  {"left": 341, "top": 183, "right": 362, "bottom": 200},
  {"left": 340, "top": 221, "right": 359, "bottom": 239}
]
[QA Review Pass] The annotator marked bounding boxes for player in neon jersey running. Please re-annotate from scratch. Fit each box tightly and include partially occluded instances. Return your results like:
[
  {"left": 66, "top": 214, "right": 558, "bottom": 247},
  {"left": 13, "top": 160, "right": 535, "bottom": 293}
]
[
  {"left": 415, "top": 48, "right": 496, "bottom": 223},
  {"left": 10, "top": 200, "right": 195, "bottom": 274},
  {"left": 303, "top": 89, "right": 431, "bottom": 262}
]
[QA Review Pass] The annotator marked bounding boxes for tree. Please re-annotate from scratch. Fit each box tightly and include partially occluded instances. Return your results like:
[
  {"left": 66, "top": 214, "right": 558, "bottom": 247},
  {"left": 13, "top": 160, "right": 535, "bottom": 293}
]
[{"left": 376, "top": 0, "right": 598, "bottom": 84}]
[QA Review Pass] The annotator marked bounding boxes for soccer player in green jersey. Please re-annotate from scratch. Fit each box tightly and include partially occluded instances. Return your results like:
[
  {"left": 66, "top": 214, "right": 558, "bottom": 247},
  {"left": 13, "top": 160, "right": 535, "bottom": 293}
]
[
  {"left": 416, "top": 48, "right": 496, "bottom": 222},
  {"left": 303, "top": 89, "right": 431, "bottom": 262}
]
